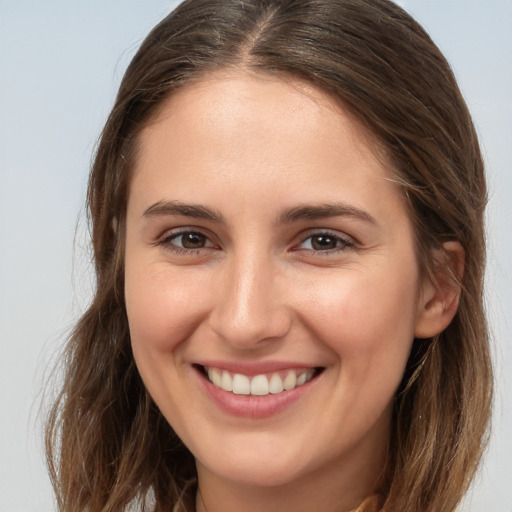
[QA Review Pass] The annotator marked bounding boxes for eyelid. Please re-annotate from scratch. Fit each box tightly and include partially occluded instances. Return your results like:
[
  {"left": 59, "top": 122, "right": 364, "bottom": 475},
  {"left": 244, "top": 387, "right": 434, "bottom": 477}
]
[
  {"left": 153, "top": 226, "right": 358, "bottom": 255},
  {"left": 292, "top": 229, "right": 357, "bottom": 253},
  {"left": 156, "top": 226, "right": 219, "bottom": 251}
]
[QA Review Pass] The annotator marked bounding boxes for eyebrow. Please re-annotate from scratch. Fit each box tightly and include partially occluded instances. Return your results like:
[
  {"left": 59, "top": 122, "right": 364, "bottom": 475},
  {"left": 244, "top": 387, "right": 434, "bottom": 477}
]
[
  {"left": 277, "top": 203, "right": 378, "bottom": 225},
  {"left": 142, "top": 200, "right": 377, "bottom": 226},
  {"left": 143, "top": 200, "right": 226, "bottom": 223}
]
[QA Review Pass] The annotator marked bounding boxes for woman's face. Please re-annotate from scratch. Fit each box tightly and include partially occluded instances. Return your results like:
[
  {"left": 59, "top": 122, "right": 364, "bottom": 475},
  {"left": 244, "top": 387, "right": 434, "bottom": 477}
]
[{"left": 125, "top": 72, "right": 430, "bottom": 493}]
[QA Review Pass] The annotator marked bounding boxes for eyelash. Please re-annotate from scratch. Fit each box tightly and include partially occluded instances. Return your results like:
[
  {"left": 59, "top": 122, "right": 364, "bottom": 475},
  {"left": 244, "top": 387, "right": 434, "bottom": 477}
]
[
  {"left": 158, "top": 229, "right": 216, "bottom": 255},
  {"left": 157, "top": 229, "right": 356, "bottom": 256},
  {"left": 294, "top": 231, "right": 356, "bottom": 254}
]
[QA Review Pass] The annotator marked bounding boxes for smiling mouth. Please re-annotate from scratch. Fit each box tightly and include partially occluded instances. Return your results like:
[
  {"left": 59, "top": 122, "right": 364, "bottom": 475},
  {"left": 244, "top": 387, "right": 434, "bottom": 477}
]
[{"left": 196, "top": 365, "right": 323, "bottom": 396}]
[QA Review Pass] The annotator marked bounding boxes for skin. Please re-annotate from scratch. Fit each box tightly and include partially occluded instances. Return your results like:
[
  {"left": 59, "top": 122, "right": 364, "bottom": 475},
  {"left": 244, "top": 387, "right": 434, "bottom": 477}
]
[{"left": 124, "top": 71, "right": 457, "bottom": 512}]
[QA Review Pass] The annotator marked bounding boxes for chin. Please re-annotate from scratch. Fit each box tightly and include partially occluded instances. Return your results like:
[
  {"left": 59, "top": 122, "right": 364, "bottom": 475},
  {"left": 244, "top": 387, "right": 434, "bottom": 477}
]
[
  {"left": 202, "top": 464, "right": 299, "bottom": 488},
  {"left": 196, "top": 449, "right": 312, "bottom": 488}
]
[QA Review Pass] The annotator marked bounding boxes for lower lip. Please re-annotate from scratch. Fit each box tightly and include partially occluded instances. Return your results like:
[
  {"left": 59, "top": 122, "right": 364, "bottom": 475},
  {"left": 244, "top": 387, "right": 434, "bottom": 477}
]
[{"left": 196, "top": 368, "right": 321, "bottom": 419}]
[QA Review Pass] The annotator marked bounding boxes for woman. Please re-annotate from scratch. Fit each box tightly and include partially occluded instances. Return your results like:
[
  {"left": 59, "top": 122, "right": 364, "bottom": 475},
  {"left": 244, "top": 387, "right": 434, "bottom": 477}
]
[{"left": 46, "top": 0, "right": 492, "bottom": 511}]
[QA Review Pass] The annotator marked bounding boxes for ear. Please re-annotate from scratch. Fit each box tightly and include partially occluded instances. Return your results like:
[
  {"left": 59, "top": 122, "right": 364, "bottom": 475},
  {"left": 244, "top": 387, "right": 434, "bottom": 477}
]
[{"left": 415, "top": 241, "right": 465, "bottom": 339}]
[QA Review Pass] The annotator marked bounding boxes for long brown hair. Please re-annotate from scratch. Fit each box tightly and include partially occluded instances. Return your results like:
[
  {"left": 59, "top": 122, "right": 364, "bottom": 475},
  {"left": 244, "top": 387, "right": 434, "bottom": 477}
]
[{"left": 46, "top": 1, "right": 492, "bottom": 510}]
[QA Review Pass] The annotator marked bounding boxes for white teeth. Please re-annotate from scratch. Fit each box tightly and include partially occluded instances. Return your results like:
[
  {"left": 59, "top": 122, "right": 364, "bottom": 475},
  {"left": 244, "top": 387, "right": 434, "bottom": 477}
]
[
  {"left": 283, "top": 371, "right": 297, "bottom": 390},
  {"left": 232, "top": 373, "right": 251, "bottom": 395},
  {"left": 221, "top": 371, "right": 233, "bottom": 392},
  {"left": 250, "top": 374, "right": 269, "bottom": 396},
  {"left": 206, "top": 367, "right": 316, "bottom": 396},
  {"left": 269, "top": 373, "right": 284, "bottom": 394},
  {"left": 208, "top": 368, "right": 222, "bottom": 387},
  {"left": 296, "top": 372, "right": 307, "bottom": 386}
]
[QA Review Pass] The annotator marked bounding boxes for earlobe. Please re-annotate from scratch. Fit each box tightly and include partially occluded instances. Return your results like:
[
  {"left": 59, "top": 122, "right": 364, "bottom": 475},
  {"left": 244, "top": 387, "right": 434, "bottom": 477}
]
[{"left": 414, "top": 241, "right": 465, "bottom": 339}]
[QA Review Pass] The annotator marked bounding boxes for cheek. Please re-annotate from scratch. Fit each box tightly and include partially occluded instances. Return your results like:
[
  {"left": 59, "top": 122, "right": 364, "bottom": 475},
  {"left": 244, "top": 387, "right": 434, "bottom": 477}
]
[
  {"left": 125, "top": 263, "right": 210, "bottom": 354},
  {"left": 303, "top": 263, "right": 419, "bottom": 374},
  {"left": 298, "top": 267, "right": 419, "bottom": 434}
]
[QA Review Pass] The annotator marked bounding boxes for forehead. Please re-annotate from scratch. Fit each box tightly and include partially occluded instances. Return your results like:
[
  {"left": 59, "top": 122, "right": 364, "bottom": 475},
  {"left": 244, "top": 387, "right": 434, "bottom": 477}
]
[
  {"left": 143, "top": 70, "right": 386, "bottom": 160},
  {"left": 129, "top": 70, "right": 405, "bottom": 224}
]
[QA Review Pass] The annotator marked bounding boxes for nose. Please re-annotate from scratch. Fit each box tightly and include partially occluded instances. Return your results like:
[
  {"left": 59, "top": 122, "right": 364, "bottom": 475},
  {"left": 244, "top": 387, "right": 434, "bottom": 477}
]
[{"left": 208, "top": 250, "right": 292, "bottom": 349}]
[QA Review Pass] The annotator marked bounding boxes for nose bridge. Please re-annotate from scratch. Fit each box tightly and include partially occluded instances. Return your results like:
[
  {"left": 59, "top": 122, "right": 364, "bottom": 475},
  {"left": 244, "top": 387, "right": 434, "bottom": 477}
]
[{"left": 209, "top": 245, "right": 291, "bottom": 347}]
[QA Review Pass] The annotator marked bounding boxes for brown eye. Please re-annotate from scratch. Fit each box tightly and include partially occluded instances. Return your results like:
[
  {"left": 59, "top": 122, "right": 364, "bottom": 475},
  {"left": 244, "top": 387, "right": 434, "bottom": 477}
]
[
  {"left": 296, "top": 232, "right": 355, "bottom": 253},
  {"left": 310, "top": 235, "right": 338, "bottom": 250},
  {"left": 160, "top": 230, "right": 215, "bottom": 252},
  {"left": 179, "top": 232, "right": 207, "bottom": 249}
]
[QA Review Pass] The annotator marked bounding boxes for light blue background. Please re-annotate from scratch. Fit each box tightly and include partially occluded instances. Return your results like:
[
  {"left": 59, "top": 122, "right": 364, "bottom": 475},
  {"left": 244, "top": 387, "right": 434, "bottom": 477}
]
[{"left": 1, "top": 1, "right": 511, "bottom": 510}]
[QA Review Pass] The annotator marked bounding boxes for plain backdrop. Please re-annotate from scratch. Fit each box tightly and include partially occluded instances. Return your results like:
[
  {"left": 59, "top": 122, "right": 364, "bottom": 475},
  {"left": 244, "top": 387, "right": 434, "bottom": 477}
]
[{"left": 0, "top": 1, "right": 511, "bottom": 511}]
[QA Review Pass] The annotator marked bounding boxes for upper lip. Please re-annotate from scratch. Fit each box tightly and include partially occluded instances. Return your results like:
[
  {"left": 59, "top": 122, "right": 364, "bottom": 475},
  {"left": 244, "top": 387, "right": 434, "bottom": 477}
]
[{"left": 194, "top": 360, "right": 320, "bottom": 376}]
